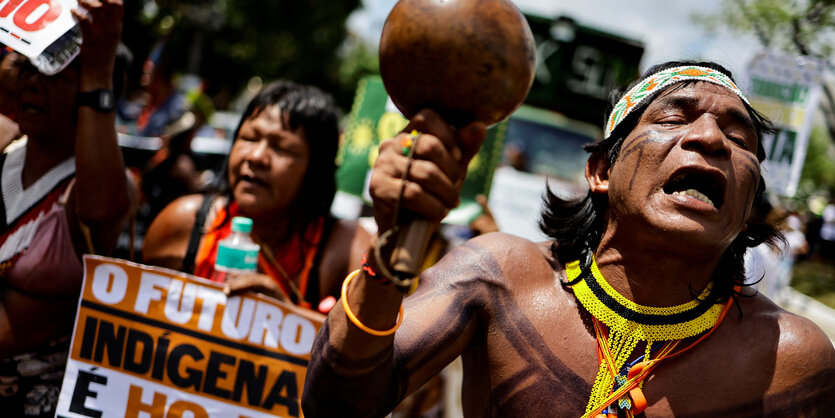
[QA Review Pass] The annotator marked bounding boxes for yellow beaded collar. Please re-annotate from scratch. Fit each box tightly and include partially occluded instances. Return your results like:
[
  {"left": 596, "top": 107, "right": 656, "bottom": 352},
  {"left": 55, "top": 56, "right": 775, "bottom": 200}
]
[
  {"left": 565, "top": 257, "right": 724, "bottom": 341},
  {"left": 566, "top": 256, "right": 729, "bottom": 417}
]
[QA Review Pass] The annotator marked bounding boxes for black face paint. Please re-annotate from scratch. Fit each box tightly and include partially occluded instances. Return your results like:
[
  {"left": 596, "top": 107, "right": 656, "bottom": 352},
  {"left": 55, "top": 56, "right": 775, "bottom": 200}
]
[{"left": 617, "top": 131, "right": 658, "bottom": 192}]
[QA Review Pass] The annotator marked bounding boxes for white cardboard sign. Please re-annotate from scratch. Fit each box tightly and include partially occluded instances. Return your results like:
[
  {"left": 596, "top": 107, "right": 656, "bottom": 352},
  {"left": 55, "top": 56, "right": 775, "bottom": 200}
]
[
  {"left": 0, "top": 0, "right": 77, "bottom": 58},
  {"left": 745, "top": 50, "right": 825, "bottom": 197}
]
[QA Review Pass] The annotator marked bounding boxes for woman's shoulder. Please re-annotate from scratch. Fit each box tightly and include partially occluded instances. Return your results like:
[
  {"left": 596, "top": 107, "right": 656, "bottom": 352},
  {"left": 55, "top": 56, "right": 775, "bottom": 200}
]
[
  {"left": 142, "top": 193, "right": 226, "bottom": 269},
  {"left": 158, "top": 194, "right": 206, "bottom": 221},
  {"left": 320, "top": 217, "right": 373, "bottom": 269},
  {"left": 152, "top": 194, "right": 224, "bottom": 228},
  {"left": 327, "top": 218, "right": 373, "bottom": 247}
]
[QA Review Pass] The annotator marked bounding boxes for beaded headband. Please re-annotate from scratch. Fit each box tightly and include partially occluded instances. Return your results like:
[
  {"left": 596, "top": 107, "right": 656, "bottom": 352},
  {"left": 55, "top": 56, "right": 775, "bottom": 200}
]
[{"left": 604, "top": 65, "right": 750, "bottom": 139}]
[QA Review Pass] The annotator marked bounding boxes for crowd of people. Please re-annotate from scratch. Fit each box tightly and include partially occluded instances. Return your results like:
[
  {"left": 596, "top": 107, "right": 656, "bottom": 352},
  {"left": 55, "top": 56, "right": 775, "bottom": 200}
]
[{"left": 0, "top": 1, "right": 834, "bottom": 417}]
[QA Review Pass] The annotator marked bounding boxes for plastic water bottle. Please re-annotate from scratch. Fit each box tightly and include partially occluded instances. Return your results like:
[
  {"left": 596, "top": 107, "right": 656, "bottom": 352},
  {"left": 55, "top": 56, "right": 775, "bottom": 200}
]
[
  {"left": 31, "top": 24, "right": 82, "bottom": 76},
  {"left": 212, "top": 217, "right": 260, "bottom": 283}
]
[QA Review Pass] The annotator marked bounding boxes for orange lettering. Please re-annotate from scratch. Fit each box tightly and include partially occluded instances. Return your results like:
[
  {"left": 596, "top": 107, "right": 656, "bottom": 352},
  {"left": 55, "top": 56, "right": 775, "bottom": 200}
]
[{"left": 125, "top": 384, "right": 166, "bottom": 418}]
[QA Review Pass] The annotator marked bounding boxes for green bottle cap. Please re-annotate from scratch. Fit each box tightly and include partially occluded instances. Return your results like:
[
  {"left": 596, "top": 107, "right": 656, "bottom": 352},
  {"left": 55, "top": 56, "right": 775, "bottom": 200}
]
[{"left": 231, "top": 216, "right": 253, "bottom": 234}]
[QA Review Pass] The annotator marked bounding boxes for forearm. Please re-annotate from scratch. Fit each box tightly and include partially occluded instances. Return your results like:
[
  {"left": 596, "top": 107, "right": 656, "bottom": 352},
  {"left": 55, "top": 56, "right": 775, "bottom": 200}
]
[
  {"left": 73, "top": 106, "right": 129, "bottom": 246},
  {"left": 304, "top": 110, "right": 486, "bottom": 414},
  {"left": 326, "top": 253, "right": 406, "bottom": 362},
  {"left": 303, "top": 252, "right": 407, "bottom": 416},
  {"left": 303, "top": 240, "right": 487, "bottom": 415},
  {"left": 72, "top": 0, "right": 128, "bottom": 245},
  {"left": 303, "top": 320, "right": 405, "bottom": 417}
]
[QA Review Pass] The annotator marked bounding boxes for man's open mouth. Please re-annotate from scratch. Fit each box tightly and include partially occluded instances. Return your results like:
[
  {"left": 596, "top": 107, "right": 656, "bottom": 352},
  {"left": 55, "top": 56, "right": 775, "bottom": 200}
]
[{"left": 662, "top": 169, "right": 725, "bottom": 209}]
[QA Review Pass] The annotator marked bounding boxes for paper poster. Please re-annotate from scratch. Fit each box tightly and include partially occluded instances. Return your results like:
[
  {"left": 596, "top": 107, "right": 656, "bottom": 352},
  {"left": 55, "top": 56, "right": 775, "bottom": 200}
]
[
  {"left": 55, "top": 256, "right": 324, "bottom": 418},
  {"left": 0, "top": 0, "right": 77, "bottom": 58}
]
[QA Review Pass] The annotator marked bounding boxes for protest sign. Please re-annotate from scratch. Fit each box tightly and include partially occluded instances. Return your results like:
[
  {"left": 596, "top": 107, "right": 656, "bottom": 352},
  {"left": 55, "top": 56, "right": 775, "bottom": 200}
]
[
  {"left": 0, "top": 0, "right": 76, "bottom": 59},
  {"left": 337, "top": 75, "right": 508, "bottom": 224},
  {"left": 55, "top": 256, "right": 324, "bottom": 418},
  {"left": 745, "top": 50, "right": 825, "bottom": 197}
]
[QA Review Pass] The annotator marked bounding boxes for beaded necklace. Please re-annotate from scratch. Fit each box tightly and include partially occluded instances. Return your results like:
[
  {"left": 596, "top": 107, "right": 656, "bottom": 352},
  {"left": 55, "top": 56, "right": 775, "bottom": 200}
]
[{"left": 565, "top": 256, "right": 734, "bottom": 418}]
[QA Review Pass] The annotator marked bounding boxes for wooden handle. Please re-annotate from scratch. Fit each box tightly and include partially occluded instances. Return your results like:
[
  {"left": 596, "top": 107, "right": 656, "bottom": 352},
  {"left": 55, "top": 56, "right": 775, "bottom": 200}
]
[{"left": 389, "top": 219, "right": 434, "bottom": 278}]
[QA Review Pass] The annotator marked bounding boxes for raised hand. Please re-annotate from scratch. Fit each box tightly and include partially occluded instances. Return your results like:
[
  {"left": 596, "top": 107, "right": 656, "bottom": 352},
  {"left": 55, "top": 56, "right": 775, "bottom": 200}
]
[
  {"left": 73, "top": 0, "right": 123, "bottom": 89},
  {"left": 369, "top": 109, "right": 486, "bottom": 235}
]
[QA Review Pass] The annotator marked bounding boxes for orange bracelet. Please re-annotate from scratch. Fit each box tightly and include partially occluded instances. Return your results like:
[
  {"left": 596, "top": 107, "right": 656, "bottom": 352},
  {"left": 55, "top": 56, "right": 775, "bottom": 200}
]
[{"left": 341, "top": 269, "right": 404, "bottom": 336}]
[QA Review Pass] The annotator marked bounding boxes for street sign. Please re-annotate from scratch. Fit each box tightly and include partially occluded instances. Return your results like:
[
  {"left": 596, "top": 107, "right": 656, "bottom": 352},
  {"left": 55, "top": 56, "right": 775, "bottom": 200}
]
[
  {"left": 745, "top": 50, "right": 825, "bottom": 197},
  {"left": 524, "top": 15, "right": 644, "bottom": 126}
]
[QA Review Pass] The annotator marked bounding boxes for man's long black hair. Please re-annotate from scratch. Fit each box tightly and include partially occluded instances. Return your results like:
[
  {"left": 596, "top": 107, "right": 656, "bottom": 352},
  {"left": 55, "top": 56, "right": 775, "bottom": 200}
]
[{"left": 539, "top": 60, "right": 781, "bottom": 304}]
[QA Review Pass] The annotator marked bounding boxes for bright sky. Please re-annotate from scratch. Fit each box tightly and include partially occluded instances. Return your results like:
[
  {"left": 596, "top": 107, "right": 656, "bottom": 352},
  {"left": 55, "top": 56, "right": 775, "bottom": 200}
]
[{"left": 347, "top": 0, "right": 763, "bottom": 82}]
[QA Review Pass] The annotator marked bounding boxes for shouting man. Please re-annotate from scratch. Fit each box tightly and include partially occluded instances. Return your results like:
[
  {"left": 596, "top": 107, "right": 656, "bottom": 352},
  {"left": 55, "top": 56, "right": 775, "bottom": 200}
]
[{"left": 303, "top": 61, "right": 835, "bottom": 417}]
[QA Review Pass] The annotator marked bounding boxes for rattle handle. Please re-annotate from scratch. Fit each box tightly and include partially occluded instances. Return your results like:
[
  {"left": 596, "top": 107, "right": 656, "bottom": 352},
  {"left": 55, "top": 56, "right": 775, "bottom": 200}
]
[{"left": 389, "top": 219, "right": 434, "bottom": 278}]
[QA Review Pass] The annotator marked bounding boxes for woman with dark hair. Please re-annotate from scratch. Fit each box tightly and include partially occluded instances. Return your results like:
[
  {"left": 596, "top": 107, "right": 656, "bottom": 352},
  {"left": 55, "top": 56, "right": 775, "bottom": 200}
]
[
  {"left": 142, "top": 80, "right": 371, "bottom": 312},
  {"left": 303, "top": 62, "right": 835, "bottom": 417}
]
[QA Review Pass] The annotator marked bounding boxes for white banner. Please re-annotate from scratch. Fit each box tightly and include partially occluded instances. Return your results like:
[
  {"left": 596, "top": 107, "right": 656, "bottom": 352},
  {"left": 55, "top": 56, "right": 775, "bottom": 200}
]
[
  {"left": 57, "top": 365, "right": 269, "bottom": 418},
  {"left": 0, "top": 0, "right": 77, "bottom": 58},
  {"left": 745, "top": 50, "right": 825, "bottom": 197}
]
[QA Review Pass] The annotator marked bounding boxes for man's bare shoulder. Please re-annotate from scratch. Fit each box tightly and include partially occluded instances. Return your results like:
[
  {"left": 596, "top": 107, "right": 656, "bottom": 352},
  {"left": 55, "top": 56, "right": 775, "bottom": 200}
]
[
  {"left": 729, "top": 293, "right": 835, "bottom": 413},
  {"left": 768, "top": 300, "right": 835, "bottom": 387},
  {"left": 737, "top": 293, "right": 834, "bottom": 362},
  {"left": 426, "top": 232, "right": 561, "bottom": 290},
  {"left": 463, "top": 231, "right": 552, "bottom": 258}
]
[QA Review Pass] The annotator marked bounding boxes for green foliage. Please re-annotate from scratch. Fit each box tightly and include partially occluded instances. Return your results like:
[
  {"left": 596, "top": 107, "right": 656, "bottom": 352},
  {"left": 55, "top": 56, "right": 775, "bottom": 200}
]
[
  {"left": 337, "top": 36, "right": 380, "bottom": 96},
  {"left": 695, "top": 0, "right": 835, "bottom": 198},
  {"left": 798, "top": 124, "right": 835, "bottom": 198},
  {"left": 791, "top": 258, "right": 835, "bottom": 309},
  {"left": 694, "top": 0, "right": 835, "bottom": 59},
  {"left": 122, "top": 0, "right": 363, "bottom": 110}
]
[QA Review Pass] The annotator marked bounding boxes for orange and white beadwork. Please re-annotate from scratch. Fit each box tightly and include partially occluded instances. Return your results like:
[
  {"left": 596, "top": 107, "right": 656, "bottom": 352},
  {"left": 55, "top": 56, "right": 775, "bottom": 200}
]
[{"left": 604, "top": 66, "right": 750, "bottom": 139}]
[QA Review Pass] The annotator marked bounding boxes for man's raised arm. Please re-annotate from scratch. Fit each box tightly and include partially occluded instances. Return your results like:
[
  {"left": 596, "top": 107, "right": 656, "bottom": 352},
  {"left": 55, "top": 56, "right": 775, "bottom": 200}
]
[{"left": 302, "top": 110, "right": 485, "bottom": 416}]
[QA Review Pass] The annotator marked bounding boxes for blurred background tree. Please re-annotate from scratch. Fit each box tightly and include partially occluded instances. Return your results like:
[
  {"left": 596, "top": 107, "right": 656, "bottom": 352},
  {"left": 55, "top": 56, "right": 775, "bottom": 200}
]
[
  {"left": 695, "top": 0, "right": 835, "bottom": 200},
  {"left": 121, "top": 0, "right": 374, "bottom": 111},
  {"left": 697, "top": 0, "right": 835, "bottom": 308},
  {"left": 799, "top": 124, "right": 835, "bottom": 199},
  {"left": 695, "top": 0, "right": 835, "bottom": 145}
]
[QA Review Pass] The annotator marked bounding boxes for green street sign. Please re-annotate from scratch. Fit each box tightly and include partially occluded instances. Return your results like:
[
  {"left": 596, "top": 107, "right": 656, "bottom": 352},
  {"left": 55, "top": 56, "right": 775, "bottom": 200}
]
[{"left": 524, "top": 15, "right": 644, "bottom": 125}]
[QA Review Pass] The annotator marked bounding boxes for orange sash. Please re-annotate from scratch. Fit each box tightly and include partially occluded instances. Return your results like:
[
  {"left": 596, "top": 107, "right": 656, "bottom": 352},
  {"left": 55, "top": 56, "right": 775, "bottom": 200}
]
[{"left": 193, "top": 202, "right": 324, "bottom": 307}]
